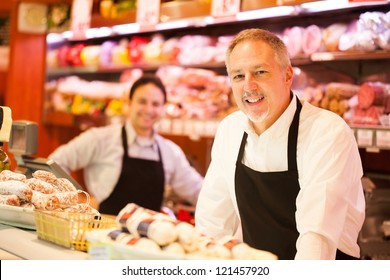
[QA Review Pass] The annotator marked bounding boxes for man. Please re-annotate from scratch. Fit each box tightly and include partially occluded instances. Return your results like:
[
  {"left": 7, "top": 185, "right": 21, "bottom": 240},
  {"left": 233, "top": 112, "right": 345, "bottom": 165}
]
[
  {"left": 50, "top": 74, "right": 203, "bottom": 215},
  {"left": 195, "top": 28, "right": 365, "bottom": 260}
]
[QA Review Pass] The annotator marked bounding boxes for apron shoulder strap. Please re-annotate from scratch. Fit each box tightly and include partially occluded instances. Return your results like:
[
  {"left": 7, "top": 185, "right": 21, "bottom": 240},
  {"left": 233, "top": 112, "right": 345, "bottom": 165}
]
[{"left": 287, "top": 97, "right": 302, "bottom": 172}]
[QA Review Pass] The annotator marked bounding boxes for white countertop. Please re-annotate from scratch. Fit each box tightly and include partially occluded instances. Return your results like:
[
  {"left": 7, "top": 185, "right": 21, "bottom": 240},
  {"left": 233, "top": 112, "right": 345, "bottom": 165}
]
[{"left": 0, "top": 223, "right": 88, "bottom": 260}]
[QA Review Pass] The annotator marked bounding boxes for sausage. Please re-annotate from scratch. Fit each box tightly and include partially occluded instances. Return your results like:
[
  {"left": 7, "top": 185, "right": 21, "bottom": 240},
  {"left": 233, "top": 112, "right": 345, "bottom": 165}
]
[
  {"left": 196, "top": 236, "right": 232, "bottom": 259},
  {"left": 176, "top": 222, "right": 201, "bottom": 253},
  {"left": 0, "top": 180, "right": 32, "bottom": 202},
  {"left": 117, "top": 203, "right": 179, "bottom": 246},
  {"left": 55, "top": 178, "right": 77, "bottom": 192},
  {"left": 162, "top": 242, "right": 185, "bottom": 255},
  {"left": 32, "top": 190, "right": 79, "bottom": 210},
  {"left": 32, "top": 170, "right": 58, "bottom": 185},
  {"left": 358, "top": 82, "right": 386, "bottom": 110},
  {"left": 134, "top": 218, "right": 178, "bottom": 246},
  {"left": 26, "top": 178, "right": 57, "bottom": 194},
  {"left": 283, "top": 26, "right": 304, "bottom": 58},
  {"left": 217, "top": 236, "right": 278, "bottom": 260},
  {"left": 0, "top": 194, "right": 20, "bottom": 206},
  {"left": 325, "top": 83, "right": 360, "bottom": 100},
  {"left": 0, "top": 170, "right": 27, "bottom": 182},
  {"left": 31, "top": 190, "right": 60, "bottom": 210},
  {"left": 302, "top": 25, "right": 323, "bottom": 55},
  {"left": 54, "top": 191, "right": 78, "bottom": 207}
]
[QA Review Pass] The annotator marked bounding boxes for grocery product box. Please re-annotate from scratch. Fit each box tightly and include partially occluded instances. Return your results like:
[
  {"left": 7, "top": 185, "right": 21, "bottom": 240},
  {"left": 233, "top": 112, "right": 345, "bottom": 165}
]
[
  {"left": 277, "top": 0, "right": 317, "bottom": 5},
  {"left": 241, "top": 0, "right": 278, "bottom": 11}
]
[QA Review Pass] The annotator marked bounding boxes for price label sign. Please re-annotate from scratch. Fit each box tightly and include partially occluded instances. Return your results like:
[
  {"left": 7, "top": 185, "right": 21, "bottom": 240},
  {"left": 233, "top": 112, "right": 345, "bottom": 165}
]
[
  {"left": 136, "top": 0, "right": 160, "bottom": 26},
  {"left": 88, "top": 243, "right": 112, "bottom": 260},
  {"left": 70, "top": 0, "right": 93, "bottom": 39},
  {"left": 357, "top": 129, "right": 374, "bottom": 147},
  {"left": 211, "top": 0, "right": 241, "bottom": 17},
  {"left": 157, "top": 118, "right": 171, "bottom": 134},
  {"left": 171, "top": 119, "right": 184, "bottom": 135},
  {"left": 376, "top": 130, "right": 390, "bottom": 149}
]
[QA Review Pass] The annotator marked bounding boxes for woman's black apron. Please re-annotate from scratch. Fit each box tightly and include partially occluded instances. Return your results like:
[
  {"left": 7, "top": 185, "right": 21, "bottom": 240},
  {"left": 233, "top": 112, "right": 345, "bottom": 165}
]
[
  {"left": 235, "top": 98, "right": 356, "bottom": 260},
  {"left": 99, "top": 126, "right": 165, "bottom": 215}
]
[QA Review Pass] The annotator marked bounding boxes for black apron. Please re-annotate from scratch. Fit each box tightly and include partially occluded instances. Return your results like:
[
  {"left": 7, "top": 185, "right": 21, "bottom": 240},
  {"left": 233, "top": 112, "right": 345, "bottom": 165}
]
[
  {"left": 235, "top": 97, "right": 357, "bottom": 260},
  {"left": 99, "top": 126, "right": 165, "bottom": 215}
]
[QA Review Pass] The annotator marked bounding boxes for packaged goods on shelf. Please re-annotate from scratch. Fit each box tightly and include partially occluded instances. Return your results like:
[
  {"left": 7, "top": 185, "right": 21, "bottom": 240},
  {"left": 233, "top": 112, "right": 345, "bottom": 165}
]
[
  {"left": 45, "top": 65, "right": 234, "bottom": 121},
  {"left": 86, "top": 203, "right": 278, "bottom": 260}
]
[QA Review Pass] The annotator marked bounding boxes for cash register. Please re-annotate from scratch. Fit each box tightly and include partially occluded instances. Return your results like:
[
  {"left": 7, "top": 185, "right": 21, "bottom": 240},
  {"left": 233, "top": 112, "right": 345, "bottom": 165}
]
[{"left": 8, "top": 120, "right": 83, "bottom": 190}]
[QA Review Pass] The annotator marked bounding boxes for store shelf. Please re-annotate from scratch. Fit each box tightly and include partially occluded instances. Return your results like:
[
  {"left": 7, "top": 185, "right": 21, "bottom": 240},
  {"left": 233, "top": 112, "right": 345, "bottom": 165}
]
[
  {"left": 311, "top": 51, "right": 390, "bottom": 62},
  {"left": 46, "top": 1, "right": 390, "bottom": 42},
  {"left": 43, "top": 1, "right": 390, "bottom": 153}
]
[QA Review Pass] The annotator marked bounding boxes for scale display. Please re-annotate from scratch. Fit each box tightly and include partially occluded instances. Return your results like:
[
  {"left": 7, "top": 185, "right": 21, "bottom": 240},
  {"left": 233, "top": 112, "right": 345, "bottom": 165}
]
[{"left": 8, "top": 120, "right": 83, "bottom": 190}]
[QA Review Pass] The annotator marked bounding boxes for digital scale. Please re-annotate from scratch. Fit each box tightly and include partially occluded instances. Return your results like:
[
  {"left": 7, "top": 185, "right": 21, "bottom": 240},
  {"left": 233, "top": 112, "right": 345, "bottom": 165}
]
[{"left": 8, "top": 120, "right": 82, "bottom": 190}]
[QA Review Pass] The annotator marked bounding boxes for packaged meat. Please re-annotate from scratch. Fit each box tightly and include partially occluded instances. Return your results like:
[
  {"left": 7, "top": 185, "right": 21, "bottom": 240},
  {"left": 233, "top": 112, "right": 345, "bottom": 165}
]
[
  {"left": 283, "top": 26, "right": 304, "bottom": 58},
  {"left": 323, "top": 23, "right": 348, "bottom": 52},
  {"left": 195, "top": 236, "right": 232, "bottom": 259},
  {"left": 80, "top": 45, "right": 101, "bottom": 67},
  {"left": 338, "top": 20, "right": 358, "bottom": 51},
  {"left": 351, "top": 106, "right": 384, "bottom": 125},
  {"left": 99, "top": 40, "right": 117, "bottom": 66},
  {"left": 377, "top": 29, "right": 390, "bottom": 51},
  {"left": 358, "top": 82, "right": 386, "bottom": 110},
  {"left": 325, "top": 83, "right": 360, "bottom": 100},
  {"left": 162, "top": 242, "right": 186, "bottom": 255},
  {"left": 131, "top": 218, "right": 178, "bottom": 246},
  {"left": 302, "top": 25, "right": 324, "bottom": 55},
  {"left": 217, "top": 235, "right": 278, "bottom": 260},
  {"left": 176, "top": 221, "right": 201, "bottom": 253},
  {"left": 115, "top": 232, "right": 161, "bottom": 252},
  {"left": 66, "top": 43, "right": 85, "bottom": 66}
]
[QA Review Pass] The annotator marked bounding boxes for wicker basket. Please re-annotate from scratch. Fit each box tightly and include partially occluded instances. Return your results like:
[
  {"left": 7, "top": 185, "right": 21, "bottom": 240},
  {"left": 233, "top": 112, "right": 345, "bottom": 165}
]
[{"left": 34, "top": 210, "right": 117, "bottom": 252}]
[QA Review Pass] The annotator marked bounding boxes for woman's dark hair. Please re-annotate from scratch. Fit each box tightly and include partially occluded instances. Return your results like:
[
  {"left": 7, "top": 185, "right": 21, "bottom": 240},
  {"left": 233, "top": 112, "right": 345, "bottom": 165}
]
[{"left": 129, "top": 74, "right": 167, "bottom": 103}]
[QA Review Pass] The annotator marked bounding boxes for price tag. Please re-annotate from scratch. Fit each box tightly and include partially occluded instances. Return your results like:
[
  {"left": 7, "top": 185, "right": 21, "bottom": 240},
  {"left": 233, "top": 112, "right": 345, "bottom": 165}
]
[
  {"left": 204, "top": 120, "right": 219, "bottom": 136},
  {"left": 211, "top": 0, "right": 241, "bottom": 17},
  {"left": 136, "top": 0, "right": 160, "bottom": 26},
  {"left": 356, "top": 129, "right": 373, "bottom": 147},
  {"left": 183, "top": 119, "right": 194, "bottom": 135},
  {"left": 88, "top": 243, "right": 112, "bottom": 260},
  {"left": 376, "top": 130, "right": 390, "bottom": 149},
  {"left": 157, "top": 118, "right": 171, "bottom": 134},
  {"left": 193, "top": 120, "right": 205, "bottom": 136},
  {"left": 70, "top": 0, "right": 93, "bottom": 39},
  {"left": 171, "top": 119, "right": 184, "bottom": 135}
]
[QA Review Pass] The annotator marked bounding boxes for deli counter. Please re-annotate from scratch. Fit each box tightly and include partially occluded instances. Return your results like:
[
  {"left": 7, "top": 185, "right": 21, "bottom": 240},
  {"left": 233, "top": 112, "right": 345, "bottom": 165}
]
[{"left": 0, "top": 223, "right": 87, "bottom": 260}]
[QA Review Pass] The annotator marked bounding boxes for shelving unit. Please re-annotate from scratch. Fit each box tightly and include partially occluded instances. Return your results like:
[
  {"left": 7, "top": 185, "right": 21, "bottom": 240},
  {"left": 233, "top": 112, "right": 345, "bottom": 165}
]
[{"left": 43, "top": 1, "right": 390, "bottom": 152}]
